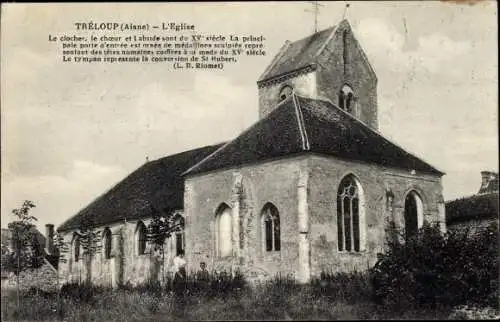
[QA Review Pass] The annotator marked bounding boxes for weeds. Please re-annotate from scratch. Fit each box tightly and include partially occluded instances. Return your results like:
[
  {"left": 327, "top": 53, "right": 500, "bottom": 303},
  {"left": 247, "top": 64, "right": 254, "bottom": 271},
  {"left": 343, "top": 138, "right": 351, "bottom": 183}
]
[
  {"left": 371, "top": 221, "right": 498, "bottom": 309},
  {"left": 1, "top": 223, "right": 497, "bottom": 320}
]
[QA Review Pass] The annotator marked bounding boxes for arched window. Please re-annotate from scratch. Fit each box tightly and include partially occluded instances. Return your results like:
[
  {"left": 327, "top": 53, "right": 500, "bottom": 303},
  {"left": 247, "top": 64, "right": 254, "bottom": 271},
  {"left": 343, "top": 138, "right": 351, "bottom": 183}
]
[
  {"left": 404, "top": 190, "right": 424, "bottom": 240},
  {"left": 136, "top": 221, "right": 147, "bottom": 255},
  {"left": 279, "top": 85, "right": 293, "bottom": 101},
  {"left": 261, "top": 203, "right": 281, "bottom": 252},
  {"left": 339, "top": 84, "right": 354, "bottom": 113},
  {"left": 337, "top": 175, "right": 365, "bottom": 252},
  {"left": 216, "top": 204, "right": 232, "bottom": 258},
  {"left": 73, "top": 235, "right": 80, "bottom": 262},
  {"left": 102, "top": 228, "right": 112, "bottom": 259}
]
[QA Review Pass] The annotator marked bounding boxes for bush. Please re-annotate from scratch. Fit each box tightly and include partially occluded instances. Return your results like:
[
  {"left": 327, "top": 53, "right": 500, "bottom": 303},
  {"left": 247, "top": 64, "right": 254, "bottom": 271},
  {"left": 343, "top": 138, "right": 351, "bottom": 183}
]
[
  {"left": 310, "top": 270, "right": 372, "bottom": 303},
  {"left": 60, "top": 282, "right": 108, "bottom": 303},
  {"left": 370, "top": 221, "right": 498, "bottom": 308},
  {"left": 186, "top": 269, "right": 246, "bottom": 297}
]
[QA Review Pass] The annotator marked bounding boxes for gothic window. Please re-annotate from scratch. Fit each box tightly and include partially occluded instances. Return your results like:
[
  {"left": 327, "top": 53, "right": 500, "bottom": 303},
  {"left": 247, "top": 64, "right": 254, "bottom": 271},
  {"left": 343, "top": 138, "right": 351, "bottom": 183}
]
[
  {"left": 279, "top": 85, "right": 293, "bottom": 101},
  {"left": 102, "top": 228, "right": 112, "bottom": 259},
  {"left": 339, "top": 84, "right": 354, "bottom": 113},
  {"left": 136, "top": 221, "right": 147, "bottom": 255},
  {"left": 261, "top": 203, "right": 281, "bottom": 252},
  {"left": 337, "top": 175, "right": 365, "bottom": 252},
  {"left": 404, "top": 190, "right": 424, "bottom": 241},
  {"left": 73, "top": 235, "right": 80, "bottom": 262},
  {"left": 216, "top": 204, "right": 232, "bottom": 258}
]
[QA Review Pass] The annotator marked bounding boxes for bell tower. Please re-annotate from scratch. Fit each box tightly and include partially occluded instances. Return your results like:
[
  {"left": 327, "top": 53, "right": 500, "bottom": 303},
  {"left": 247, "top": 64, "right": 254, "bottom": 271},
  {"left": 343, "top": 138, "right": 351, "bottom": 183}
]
[{"left": 257, "top": 19, "right": 378, "bottom": 130}]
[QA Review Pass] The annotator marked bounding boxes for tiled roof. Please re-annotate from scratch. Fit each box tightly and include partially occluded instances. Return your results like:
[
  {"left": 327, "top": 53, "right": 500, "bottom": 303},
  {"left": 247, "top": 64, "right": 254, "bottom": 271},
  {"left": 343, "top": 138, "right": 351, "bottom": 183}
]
[
  {"left": 57, "top": 144, "right": 224, "bottom": 232},
  {"left": 446, "top": 192, "right": 499, "bottom": 224},
  {"left": 258, "top": 26, "right": 335, "bottom": 83},
  {"left": 184, "top": 94, "right": 444, "bottom": 177}
]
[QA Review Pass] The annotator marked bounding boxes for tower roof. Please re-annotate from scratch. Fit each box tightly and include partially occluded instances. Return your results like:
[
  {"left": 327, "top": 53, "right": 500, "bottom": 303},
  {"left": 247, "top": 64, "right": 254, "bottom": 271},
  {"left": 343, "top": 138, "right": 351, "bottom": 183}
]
[
  {"left": 258, "top": 25, "right": 336, "bottom": 83},
  {"left": 183, "top": 94, "right": 444, "bottom": 177},
  {"left": 257, "top": 19, "right": 376, "bottom": 87}
]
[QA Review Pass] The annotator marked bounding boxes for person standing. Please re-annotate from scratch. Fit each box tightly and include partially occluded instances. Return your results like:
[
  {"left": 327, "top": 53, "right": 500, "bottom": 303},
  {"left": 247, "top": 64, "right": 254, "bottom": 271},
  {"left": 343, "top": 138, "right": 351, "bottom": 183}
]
[
  {"left": 196, "top": 261, "right": 210, "bottom": 293},
  {"left": 172, "top": 250, "right": 187, "bottom": 295},
  {"left": 172, "top": 250, "right": 187, "bottom": 318}
]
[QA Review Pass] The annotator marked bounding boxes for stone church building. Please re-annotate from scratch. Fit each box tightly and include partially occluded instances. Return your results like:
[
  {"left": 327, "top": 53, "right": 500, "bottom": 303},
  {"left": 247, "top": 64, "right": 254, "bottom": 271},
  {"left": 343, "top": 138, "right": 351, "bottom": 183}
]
[{"left": 57, "top": 19, "right": 446, "bottom": 286}]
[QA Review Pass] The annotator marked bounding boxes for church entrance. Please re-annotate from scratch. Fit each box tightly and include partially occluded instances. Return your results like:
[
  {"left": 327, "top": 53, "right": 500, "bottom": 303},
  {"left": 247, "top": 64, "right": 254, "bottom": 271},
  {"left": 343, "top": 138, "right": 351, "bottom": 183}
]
[{"left": 404, "top": 191, "right": 424, "bottom": 241}]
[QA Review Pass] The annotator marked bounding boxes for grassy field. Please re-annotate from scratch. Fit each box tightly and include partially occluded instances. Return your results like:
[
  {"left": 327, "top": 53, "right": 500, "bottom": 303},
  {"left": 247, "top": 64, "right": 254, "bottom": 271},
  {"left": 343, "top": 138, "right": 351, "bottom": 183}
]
[{"left": 1, "top": 279, "right": 474, "bottom": 321}]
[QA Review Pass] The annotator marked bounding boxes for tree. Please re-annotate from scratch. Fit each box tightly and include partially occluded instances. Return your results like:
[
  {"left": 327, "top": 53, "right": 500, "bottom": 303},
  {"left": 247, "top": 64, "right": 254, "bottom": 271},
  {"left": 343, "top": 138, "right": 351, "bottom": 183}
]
[
  {"left": 146, "top": 206, "right": 185, "bottom": 285},
  {"left": 2, "top": 200, "right": 41, "bottom": 308},
  {"left": 76, "top": 219, "right": 102, "bottom": 284}
]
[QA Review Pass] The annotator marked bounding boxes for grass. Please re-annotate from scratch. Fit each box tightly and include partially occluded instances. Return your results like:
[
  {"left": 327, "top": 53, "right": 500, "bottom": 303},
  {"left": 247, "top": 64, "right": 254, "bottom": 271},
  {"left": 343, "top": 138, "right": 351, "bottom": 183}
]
[{"left": 0, "top": 272, "right": 463, "bottom": 321}]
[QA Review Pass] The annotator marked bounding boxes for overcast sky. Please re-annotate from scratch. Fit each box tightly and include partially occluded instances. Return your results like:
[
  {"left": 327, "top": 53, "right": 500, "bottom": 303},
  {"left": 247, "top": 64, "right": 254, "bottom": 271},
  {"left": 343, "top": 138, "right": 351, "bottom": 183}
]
[{"left": 1, "top": 2, "right": 498, "bottom": 233}]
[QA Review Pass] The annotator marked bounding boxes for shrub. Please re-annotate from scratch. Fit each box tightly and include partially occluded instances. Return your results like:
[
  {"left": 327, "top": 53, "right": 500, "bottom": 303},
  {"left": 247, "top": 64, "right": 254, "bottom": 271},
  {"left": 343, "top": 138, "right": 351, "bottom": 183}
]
[
  {"left": 186, "top": 269, "right": 246, "bottom": 297},
  {"left": 310, "top": 270, "right": 372, "bottom": 303},
  {"left": 59, "top": 281, "right": 108, "bottom": 303},
  {"left": 370, "top": 221, "right": 498, "bottom": 308}
]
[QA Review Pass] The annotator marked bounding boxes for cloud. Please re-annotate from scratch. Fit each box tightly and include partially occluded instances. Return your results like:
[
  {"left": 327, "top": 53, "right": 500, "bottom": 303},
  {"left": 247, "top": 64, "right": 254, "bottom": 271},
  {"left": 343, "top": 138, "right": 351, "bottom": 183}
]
[
  {"left": 1, "top": 160, "right": 127, "bottom": 231},
  {"left": 356, "top": 18, "right": 471, "bottom": 76}
]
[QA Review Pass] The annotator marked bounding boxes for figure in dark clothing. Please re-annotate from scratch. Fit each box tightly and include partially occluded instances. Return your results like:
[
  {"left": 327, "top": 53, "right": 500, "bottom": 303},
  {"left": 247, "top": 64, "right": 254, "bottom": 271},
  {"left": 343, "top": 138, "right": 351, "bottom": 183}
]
[
  {"left": 196, "top": 261, "right": 210, "bottom": 293},
  {"left": 172, "top": 251, "right": 187, "bottom": 317}
]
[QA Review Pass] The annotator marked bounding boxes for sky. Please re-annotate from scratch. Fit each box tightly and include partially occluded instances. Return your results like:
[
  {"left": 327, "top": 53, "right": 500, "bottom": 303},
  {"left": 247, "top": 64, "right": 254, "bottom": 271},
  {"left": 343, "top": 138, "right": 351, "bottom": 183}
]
[{"left": 1, "top": 1, "right": 498, "bottom": 233}]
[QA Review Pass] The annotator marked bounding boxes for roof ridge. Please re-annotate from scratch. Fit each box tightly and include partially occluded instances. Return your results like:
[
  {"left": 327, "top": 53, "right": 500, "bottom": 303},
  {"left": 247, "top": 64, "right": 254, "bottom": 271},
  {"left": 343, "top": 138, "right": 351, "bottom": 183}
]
[
  {"left": 181, "top": 141, "right": 233, "bottom": 176},
  {"left": 182, "top": 96, "right": 296, "bottom": 176},
  {"left": 446, "top": 190, "right": 499, "bottom": 203},
  {"left": 294, "top": 25, "right": 336, "bottom": 45},
  {"left": 257, "top": 40, "right": 292, "bottom": 82},
  {"left": 297, "top": 96, "right": 445, "bottom": 175},
  {"left": 258, "top": 25, "right": 336, "bottom": 83},
  {"left": 313, "top": 25, "right": 338, "bottom": 60},
  {"left": 292, "top": 92, "right": 310, "bottom": 150},
  {"left": 152, "top": 142, "right": 226, "bottom": 163}
]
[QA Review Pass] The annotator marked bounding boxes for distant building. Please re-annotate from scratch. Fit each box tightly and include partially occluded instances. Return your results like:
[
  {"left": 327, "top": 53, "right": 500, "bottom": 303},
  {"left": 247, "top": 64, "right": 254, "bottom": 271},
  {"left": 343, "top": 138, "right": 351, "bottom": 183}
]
[
  {"left": 446, "top": 171, "right": 499, "bottom": 233},
  {"left": 1, "top": 225, "right": 59, "bottom": 291}
]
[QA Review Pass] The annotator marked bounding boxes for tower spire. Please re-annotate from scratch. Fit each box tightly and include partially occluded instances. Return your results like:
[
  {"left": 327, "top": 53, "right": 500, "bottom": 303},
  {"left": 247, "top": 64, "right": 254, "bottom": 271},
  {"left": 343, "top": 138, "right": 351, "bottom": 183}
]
[{"left": 342, "top": 2, "right": 350, "bottom": 20}]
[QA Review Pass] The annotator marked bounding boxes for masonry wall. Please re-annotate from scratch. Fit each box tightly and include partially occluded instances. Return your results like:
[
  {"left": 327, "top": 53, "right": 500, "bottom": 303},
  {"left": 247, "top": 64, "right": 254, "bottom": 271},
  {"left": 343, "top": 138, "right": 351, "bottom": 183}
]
[
  {"left": 307, "top": 154, "right": 444, "bottom": 276},
  {"left": 258, "top": 71, "right": 317, "bottom": 119},
  {"left": 316, "top": 20, "right": 378, "bottom": 130},
  {"left": 58, "top": 154, "right": 444, "bottom": 285},
  {"left": 447, "top": 218, "right": 498, "bottom": 235},
  {"left": 59, "top": 218, "right": 182, "bottom": 287},
  {"left": 185, "top": 157, "right": 307, "bottom": 280}
]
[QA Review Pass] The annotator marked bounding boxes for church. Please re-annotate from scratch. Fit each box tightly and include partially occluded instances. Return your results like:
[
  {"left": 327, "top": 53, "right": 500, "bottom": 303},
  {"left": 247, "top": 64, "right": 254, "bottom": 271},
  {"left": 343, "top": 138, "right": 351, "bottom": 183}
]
[{"left": 56, "top": 19, "right": 446, "bottom": 287}]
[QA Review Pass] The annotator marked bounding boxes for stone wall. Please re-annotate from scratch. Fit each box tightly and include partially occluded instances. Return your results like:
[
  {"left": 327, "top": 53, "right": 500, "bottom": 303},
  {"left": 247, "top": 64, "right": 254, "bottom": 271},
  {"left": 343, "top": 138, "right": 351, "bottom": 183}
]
[
  {"left": 185, "top": 153, "right": 444, "bottom": 283},
  {"left": 307, "top": 154, "right": 444, "bottom": 276},
  {"left": 59, "top": 218, "right": 183, "bottom": 287},
  {"left": 58, "top": 154, "right": 444, "bottom": 285},
  {"left": 258, "top": 71, "right": 318, "bottom": 119},
  {"left": 185, "top": 156, "right": 307, "bottom": 280},
  {"left": 315, "top": 20, "right": 378, "bottom": 130}
]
